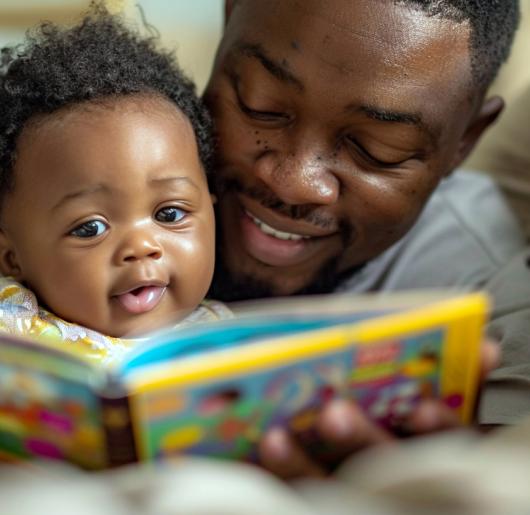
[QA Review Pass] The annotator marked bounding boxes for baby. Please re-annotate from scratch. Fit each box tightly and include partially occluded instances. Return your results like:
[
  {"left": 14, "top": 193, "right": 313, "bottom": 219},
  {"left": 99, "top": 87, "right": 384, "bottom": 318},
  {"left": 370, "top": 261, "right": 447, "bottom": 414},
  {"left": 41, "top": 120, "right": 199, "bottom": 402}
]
[{"left": 0, "top": 6, "right": 231, "bottom": 360}]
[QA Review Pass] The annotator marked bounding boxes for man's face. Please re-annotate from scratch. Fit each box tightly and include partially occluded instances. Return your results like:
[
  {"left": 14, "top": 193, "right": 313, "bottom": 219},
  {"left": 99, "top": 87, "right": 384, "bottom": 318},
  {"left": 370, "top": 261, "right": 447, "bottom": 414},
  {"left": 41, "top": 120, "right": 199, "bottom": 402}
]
[
  {"left": 0, "top": 95, "right": 215, "bottom": 337},
  {"left": 204, "top": 0, "right": 480, "bottom": 299}
]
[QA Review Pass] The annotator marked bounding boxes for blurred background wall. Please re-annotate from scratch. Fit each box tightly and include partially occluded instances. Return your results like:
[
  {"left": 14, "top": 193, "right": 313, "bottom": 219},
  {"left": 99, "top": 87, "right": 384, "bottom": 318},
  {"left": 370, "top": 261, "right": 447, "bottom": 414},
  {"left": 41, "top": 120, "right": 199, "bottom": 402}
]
[
  {"left": 130, "top": 1, "right": 223, "bottom": 93},
  {"left": 0, "top": 0, "right": 223, "bottom": 92}
]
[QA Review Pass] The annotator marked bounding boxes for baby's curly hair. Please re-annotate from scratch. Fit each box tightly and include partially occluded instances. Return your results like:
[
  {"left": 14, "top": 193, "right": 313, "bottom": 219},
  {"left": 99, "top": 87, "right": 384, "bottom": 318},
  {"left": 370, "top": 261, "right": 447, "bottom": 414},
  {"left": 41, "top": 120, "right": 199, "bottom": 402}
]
[{"left": 0, "top": 3, "right": 213, "bottom": 207}]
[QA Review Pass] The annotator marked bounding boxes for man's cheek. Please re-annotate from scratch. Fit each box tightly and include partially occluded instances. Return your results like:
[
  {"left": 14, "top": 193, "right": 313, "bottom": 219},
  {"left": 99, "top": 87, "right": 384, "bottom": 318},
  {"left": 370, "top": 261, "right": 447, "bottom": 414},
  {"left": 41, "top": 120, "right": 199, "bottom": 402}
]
[
  {"left": 370, "top": 180, "right": 430, "bottom": 222},
  {"left": 357, "top": 195, "right": 421, "bottom": 246},
  {"left": 217, "top": 123, "right": 267, "bottom": 165}
]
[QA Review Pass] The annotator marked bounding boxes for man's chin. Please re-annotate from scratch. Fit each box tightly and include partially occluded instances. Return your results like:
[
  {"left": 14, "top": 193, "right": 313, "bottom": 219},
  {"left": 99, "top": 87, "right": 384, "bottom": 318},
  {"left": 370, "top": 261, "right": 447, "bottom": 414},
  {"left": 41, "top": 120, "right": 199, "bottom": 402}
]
[
  {"left": 209, "top": 255, "right": 357, "bottom": 302},
  {"left": 208, "top": 262, "right": 283, "bottom": 302}
]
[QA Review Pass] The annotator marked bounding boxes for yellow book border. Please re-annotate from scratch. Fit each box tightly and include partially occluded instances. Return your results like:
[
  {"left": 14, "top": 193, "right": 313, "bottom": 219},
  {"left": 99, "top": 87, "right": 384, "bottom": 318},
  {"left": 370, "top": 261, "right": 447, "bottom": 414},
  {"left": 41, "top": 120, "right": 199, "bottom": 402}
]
[
  {"left": 127, "top": 292, "right": 488, "bottom": 460},
  {"left": 128, "top": 293, "right": 487, "bottom": 403}
]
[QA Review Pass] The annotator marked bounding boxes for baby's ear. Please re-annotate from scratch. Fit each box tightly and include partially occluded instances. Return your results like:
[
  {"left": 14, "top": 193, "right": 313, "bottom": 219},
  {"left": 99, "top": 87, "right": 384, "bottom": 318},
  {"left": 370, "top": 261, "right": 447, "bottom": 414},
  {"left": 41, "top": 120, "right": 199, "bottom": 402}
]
[
  {"left": 210, "top": 193, "right": 218, "bottom": 205},
  {"left": 0, "top": 230, "right": 21, "bottom": 279}
]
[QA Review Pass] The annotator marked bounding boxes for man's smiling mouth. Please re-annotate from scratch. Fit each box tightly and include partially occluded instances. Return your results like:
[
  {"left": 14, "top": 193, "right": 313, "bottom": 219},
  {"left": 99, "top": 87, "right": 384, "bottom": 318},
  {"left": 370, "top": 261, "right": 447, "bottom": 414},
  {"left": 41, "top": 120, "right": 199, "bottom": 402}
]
[
  {"left": 245, "top": 210, "right": 311, "bottom": 241},
  {"left": 236, "top": 195, "right": 338, "bottom": 268}
]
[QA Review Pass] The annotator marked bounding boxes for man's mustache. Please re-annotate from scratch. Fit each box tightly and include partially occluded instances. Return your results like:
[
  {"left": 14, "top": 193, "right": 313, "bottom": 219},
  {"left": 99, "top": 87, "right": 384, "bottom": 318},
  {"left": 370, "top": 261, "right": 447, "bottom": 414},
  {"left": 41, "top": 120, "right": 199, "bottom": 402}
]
[
  {"left": 216, "top": 177, "right": 337, "bottom": 230},
  {"left": 215, "top": 176, "right": 356, "bottom": 247}
]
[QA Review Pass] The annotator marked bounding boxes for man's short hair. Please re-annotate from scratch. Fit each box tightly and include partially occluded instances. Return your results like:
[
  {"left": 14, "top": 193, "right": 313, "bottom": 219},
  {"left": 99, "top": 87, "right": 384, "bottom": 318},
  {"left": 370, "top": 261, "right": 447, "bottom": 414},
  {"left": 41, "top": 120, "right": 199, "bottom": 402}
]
[{"left": 398, "top": 0, "right": 520, "bottom": 90}]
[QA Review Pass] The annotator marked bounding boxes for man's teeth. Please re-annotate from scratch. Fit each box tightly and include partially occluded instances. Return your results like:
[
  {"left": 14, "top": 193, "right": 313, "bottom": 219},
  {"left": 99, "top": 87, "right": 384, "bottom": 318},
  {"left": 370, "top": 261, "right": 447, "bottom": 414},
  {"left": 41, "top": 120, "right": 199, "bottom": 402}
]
[{"left": 246, "top": 211, "right": 310, "bottom": 241}]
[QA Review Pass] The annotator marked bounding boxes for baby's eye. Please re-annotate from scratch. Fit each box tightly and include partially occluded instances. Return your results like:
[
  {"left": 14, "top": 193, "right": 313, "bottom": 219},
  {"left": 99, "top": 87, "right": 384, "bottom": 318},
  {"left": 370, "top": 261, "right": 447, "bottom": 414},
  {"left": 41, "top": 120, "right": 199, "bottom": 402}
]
[
  {"left": 155, "top": 206, "right": 187, "bottom": 224},
  {"left": 69, "top": 220, "right": 108, "bottom": 238}
]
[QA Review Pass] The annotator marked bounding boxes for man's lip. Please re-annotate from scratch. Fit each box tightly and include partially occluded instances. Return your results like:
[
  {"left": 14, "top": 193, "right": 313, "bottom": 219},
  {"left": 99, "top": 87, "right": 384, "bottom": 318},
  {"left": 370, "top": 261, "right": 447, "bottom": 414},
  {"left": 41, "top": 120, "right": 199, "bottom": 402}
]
[
  {"left": 239, "top": 209, "right": 337, "bottom": 268},
  {"left": 238, "top": 194, "right": 337, "bottom": 238}
]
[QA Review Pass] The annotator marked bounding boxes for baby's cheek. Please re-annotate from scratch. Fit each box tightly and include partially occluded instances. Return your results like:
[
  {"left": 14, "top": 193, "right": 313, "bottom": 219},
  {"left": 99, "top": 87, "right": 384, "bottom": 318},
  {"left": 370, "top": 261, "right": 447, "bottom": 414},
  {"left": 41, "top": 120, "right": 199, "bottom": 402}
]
[
  {"left": 177, "top": 237, "right": 215, "bottom": 300},
  {"left": 47, "top": 264, "right": 107, "bottom": 324}
]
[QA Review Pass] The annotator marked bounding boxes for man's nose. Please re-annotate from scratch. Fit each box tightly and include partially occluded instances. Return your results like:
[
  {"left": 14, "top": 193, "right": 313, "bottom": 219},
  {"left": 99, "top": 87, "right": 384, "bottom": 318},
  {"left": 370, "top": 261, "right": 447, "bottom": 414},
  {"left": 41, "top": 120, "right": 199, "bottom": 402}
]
[
  {"left": 254, "top": 141, "right": 340, "bottom": 206},
  {"left": 115, "top": 225, "right": 163, "bottom": 264}
]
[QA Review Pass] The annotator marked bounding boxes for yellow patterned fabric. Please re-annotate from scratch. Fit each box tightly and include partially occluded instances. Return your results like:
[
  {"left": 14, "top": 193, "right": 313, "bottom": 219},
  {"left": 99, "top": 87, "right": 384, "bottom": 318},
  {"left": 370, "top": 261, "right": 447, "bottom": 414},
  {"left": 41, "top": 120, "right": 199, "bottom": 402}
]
[{"left": 0, "top": 277, "right": 232, "bottom": 364}]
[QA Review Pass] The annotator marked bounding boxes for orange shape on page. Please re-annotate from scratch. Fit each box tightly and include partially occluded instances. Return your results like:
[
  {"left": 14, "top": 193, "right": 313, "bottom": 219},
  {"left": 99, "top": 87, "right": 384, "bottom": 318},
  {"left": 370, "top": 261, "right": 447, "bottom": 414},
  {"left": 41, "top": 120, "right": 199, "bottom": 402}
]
[
  {"left": 73, "top": 425, "right": 104, "bottom": 450},
  {"left": 218, "top": 418, "right": 250, "bottom": 441},
  {"left": 146, "top": 393, "right": 186, "bottom": 419},
  {"left": 63, "top": 400, "right": 85, "bottom": 418},
  {"left": 401, "top": 357, "right": 437, "bottom": 378}
]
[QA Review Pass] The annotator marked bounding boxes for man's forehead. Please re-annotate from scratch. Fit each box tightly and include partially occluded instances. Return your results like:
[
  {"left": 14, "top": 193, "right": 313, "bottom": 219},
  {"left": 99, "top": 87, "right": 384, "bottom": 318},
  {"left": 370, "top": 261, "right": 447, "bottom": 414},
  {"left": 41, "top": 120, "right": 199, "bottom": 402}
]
[
  {"left": 225, "top": 0, "right": 472, "bottom": 99},
  {"left": 227, "top": 0, "right": 471, "bottom": 69},
  {"left": 231, "top": 0, "right": 470, "bottom": 37},
  {"left": 219, "top": 0, "right": 475, "bottom": 145}
]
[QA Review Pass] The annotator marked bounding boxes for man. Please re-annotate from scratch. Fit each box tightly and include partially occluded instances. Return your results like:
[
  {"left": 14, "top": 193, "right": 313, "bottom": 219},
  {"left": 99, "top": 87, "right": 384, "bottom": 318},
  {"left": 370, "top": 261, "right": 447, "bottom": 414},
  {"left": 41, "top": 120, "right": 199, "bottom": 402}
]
[{"left": 203, "top": 0, "right": 524, "bottom": 477}]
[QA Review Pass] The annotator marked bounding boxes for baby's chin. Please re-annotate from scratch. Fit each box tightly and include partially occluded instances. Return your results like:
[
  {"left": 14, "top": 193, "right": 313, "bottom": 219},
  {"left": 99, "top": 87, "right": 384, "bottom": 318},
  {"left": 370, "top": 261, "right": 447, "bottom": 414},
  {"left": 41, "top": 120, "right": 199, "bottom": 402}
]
[{"left": 104, "top": 308, "right": 195, "bottom": 339}]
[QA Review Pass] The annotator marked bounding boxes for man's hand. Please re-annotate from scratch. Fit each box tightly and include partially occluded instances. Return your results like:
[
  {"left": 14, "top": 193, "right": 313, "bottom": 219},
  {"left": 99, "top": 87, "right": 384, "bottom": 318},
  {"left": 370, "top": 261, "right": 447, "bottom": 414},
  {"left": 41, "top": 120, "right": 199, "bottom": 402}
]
[{"left": 258, "top": 339, "right": 500, "bottom": 479}]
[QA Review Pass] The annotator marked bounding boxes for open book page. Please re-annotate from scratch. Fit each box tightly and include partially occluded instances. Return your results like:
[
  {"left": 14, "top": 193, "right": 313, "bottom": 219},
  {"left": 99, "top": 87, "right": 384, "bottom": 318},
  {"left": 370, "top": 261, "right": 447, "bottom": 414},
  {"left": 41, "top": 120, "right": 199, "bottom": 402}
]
[
  {"left": 118, "top": 293, "right": 486, "bottom": 462},
  {"left": 0, "top": 335, "right": 110, "bottom": 468},
  {"left": 119, "top": 290, "right": 465, "bottom": 374},
  {"left": 0, "top": 291, "right": 488, "bottom": 467}
]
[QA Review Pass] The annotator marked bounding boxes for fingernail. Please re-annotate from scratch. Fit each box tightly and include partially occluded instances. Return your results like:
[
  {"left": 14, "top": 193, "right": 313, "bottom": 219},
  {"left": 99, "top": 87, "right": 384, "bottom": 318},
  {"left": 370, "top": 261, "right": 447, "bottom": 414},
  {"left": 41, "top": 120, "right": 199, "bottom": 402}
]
[
  {"left": 265, "top": 427, "right": 291, "bottom": 461},
  {"left": 414, "top": 401, "right": 440, "bottom": 430},
  {"left": 326, "top": 399, "right": 356, "bottom": 438}
]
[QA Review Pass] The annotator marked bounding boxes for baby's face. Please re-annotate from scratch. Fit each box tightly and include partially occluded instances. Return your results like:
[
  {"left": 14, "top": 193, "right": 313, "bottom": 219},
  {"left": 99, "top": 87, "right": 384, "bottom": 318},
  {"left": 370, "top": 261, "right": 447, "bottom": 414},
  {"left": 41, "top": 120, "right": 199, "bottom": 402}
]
[{"left": 0, "top": 95, "right": 215, "bottom": 337}]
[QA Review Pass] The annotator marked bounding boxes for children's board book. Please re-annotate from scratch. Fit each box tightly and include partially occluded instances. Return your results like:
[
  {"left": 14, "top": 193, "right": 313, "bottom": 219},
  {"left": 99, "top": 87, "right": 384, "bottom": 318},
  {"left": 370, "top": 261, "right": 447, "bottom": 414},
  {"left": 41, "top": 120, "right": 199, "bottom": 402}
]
[{"left": 0, "top": 291, "right": 488, "bottom": 469}]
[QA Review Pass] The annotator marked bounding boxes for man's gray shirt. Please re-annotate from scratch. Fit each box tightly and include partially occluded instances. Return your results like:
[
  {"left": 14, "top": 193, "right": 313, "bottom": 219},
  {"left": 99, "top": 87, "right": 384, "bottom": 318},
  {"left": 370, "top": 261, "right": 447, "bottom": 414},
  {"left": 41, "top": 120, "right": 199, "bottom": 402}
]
[
  {"left": 336, "top": 170, "right": 525, "bottom": 293},
  {"left": 481, "top": 249, "right": 530, "bottom": 424}
]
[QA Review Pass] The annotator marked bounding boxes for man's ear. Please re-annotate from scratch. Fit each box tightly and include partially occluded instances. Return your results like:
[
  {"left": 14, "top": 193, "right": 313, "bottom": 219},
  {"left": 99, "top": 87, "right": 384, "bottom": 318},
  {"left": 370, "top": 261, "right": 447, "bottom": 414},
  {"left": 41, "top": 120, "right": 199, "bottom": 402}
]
[
  {"left": 0, "top": 230, "right": 21, "bottom": 279},
  {"left": 224, "top": 0, "right": 237, "bottom": 26},
  {"left": 450, "top": 95, "right": 504, "bottom": 172}
]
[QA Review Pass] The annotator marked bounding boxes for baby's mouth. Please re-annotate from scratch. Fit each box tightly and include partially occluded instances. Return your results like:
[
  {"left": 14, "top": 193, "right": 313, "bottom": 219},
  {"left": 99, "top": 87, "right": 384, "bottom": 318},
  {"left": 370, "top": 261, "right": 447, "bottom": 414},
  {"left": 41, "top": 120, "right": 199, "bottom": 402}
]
[{"left": 113, "top": 284, "right": 166, "bottom": 314}]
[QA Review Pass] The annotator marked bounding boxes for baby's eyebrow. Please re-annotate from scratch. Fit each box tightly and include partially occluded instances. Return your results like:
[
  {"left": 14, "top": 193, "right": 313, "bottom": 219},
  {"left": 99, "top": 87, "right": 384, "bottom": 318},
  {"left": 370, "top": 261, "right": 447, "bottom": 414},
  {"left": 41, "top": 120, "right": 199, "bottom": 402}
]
[
  {"left": 149, "top": 176, "right": 200, "bottom": 191},
  {"left": 52, "top": 184, "right": 109, "bottom": 212}
]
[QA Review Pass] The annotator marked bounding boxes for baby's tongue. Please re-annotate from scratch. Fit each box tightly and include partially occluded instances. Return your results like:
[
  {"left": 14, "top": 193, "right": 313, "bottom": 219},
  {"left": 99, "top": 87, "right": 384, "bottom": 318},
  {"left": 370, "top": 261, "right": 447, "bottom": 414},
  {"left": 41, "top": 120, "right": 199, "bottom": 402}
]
[{"left": 116, "top": 286, "right": 165, "bottom": 314}]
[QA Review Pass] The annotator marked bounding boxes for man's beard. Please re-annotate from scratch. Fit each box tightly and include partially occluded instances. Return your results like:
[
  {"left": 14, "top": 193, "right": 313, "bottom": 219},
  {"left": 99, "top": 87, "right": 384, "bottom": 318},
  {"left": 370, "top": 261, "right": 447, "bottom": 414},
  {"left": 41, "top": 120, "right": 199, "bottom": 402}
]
[
  {"left": 208, "top": 176, "right": 363, "bottom": 302},
  {"left": 209, "top": 248, "right": 361, "bottom": 302}
]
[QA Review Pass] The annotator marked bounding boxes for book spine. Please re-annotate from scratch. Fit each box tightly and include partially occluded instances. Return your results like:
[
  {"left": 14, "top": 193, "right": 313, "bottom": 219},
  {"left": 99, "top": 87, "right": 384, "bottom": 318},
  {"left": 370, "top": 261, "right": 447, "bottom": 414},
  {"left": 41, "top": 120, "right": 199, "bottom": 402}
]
[{"left": 100, "top": 393, "right": 137, "bottom": 467}]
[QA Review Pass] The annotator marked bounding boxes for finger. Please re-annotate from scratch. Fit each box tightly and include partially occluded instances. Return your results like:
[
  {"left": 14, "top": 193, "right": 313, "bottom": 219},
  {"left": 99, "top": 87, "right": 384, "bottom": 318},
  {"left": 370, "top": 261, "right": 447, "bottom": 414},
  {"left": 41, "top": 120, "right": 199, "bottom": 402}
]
[
  {"left": 479, "top": 338, "right": 501, "bottom": 381},
  {"left": 403, "top": 399, "right": 460, "bottom": 433},
  {"left": 258, "top": 427, "right": 326, "bottom": 480},
  {"left": 317, "top": 399, "right": 393, "bottom": 449}
]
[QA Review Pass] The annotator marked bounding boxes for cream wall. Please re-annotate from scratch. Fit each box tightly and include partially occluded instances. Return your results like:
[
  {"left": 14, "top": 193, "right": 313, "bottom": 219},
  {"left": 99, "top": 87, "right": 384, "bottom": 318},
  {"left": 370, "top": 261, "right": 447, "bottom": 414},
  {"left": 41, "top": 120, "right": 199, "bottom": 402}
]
[
  {"left": 0, "top": 0, "right": 223, "bottom": 92},
  {"left": 0, "top": 0, "right": 90, "bottom": 47},
  {"left": 131, "top": 1, "right": 223, "bottom": 93}
]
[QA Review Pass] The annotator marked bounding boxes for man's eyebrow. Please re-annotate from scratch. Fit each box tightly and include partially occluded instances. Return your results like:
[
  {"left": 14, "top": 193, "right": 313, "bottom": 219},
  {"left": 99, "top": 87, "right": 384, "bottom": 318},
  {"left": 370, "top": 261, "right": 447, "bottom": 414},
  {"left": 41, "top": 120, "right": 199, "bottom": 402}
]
[
  {"left": 357, "top": 105, "right": 437, "bottom": 143},
  {"left": 236, "top": 42, "right": 304, "bottom": 91},
  {"left": 360, "top": 105, "right": 422, "bottom": 126},
  {"left": 52, "top": 184, "right": 108, "bottom": 211}
]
